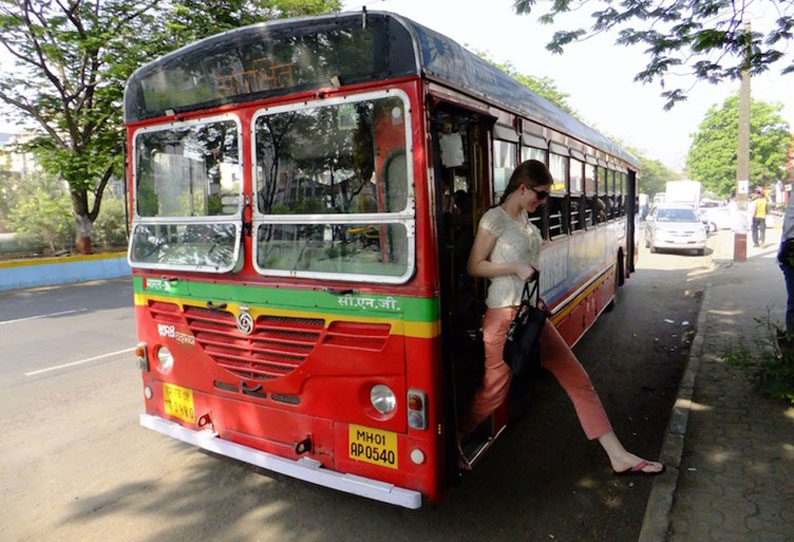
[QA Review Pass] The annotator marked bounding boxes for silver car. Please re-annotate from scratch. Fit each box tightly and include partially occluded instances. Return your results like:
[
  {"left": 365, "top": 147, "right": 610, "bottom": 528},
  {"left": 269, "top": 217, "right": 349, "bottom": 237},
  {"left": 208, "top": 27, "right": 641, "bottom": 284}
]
[{"left": 645, "top": 205, "right": 708, "bottom": 255}]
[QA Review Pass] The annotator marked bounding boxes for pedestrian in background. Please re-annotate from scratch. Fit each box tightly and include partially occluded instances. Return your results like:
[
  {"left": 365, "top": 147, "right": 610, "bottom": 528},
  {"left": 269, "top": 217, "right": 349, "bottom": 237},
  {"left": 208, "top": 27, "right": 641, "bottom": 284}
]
[
  {"left": 752, "top": 189, "right": 768, "bottom": 248},
  {"left": 778, "top": 195, "right": 794, "bottom": 335}
]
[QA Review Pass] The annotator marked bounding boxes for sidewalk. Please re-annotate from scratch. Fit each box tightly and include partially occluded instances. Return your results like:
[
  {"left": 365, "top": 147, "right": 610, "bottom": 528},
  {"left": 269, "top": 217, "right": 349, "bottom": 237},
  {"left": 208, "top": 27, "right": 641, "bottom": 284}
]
[{"left": 640, "top": 228, "right": 794, "bottom": 541}]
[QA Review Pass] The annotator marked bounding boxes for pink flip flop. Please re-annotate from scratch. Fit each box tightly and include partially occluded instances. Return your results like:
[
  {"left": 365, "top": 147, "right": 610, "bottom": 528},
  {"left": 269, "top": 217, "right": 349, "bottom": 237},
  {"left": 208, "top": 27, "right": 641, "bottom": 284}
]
[{"left": 614, "top": 460, "right": 666, "bottom": 477}]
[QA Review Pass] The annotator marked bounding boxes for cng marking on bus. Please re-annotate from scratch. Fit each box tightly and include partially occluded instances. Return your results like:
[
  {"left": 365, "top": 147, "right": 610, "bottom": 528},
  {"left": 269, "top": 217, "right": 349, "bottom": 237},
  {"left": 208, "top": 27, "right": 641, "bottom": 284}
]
[{"left": 24, "top": 347, "right": 135, "bottom": 376}]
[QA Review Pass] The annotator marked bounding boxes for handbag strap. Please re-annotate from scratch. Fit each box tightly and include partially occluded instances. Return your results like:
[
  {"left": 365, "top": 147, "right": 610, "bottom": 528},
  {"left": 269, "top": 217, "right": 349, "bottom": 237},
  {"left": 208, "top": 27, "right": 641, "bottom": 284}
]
[{"left": 521, "top": 272, "right": 541, "bottom": 306}]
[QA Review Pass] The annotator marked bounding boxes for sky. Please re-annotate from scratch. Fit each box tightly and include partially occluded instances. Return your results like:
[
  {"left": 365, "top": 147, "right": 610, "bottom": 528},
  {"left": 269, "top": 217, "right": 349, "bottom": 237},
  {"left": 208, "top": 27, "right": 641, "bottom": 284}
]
[
  {"left": 1, "top": 0, "right": 791, "bottom": 172},
  {"left": 338, "top": 0, "right": 793, "bottom": 172}
]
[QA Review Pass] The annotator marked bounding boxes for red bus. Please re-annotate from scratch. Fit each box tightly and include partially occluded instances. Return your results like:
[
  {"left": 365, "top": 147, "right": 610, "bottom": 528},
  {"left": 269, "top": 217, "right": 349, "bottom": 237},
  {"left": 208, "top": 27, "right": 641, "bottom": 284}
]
[{"left": 125, "top": 11, "right": 639, "bottom": 509}]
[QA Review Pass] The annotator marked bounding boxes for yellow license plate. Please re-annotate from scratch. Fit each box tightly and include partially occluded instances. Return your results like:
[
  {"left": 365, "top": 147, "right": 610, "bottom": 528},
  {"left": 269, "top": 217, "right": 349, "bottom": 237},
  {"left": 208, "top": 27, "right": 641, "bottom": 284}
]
[
  {"left": 348, "top": 424, "right": 398, "bottom": 469},
  {"left": 163, "top": 383, "right": 195, "bottom": 423}
]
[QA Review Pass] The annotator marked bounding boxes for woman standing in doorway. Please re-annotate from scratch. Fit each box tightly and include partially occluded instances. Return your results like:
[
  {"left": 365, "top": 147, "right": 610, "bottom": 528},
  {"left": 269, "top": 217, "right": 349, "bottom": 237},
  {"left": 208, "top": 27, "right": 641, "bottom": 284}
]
[{"left": 460, "top": 159, "right": 664, "bottom": 476}]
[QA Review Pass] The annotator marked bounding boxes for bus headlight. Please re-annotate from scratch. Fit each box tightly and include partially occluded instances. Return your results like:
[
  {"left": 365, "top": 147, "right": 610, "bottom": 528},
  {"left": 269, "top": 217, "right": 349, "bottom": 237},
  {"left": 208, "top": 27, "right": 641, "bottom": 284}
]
[
  {"left": 156, "top": 346, "right": 174, "bottom": 371},
  {"left": 370, "top": 385, "right": 396, "bottom": 414}
]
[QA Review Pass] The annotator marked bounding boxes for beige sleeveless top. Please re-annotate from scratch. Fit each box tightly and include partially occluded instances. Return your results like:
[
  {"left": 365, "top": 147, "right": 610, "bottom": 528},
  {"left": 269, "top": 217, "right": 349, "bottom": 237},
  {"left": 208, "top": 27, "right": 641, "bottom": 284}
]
[{"left": 479, "top": 206, "right": 543, "bottom": 308}]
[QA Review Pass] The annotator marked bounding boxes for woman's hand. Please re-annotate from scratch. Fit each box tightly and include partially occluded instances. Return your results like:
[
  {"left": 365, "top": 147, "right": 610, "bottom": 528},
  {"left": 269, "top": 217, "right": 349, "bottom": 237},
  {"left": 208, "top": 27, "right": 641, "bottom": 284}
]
[
  {"left": 513, "top": 263, "right": 537, "bottom": 282},
  {"left": 538, "top": 297, "right": 548, "bottom": 312}
]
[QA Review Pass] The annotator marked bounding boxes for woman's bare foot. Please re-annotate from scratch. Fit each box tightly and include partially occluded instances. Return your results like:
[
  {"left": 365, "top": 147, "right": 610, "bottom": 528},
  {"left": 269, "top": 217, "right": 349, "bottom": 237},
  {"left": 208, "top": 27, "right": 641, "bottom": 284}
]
[
  {"left": 598, "top": 431, "right": 664, "bottom": 475},
  {"left": 610, "top": 452, "right": 664, "bottom": 475}
]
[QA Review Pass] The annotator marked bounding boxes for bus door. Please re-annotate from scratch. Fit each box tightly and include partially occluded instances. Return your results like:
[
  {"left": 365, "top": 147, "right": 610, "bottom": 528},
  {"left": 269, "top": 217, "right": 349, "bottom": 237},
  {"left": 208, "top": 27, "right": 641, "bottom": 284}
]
[{"left": 429, "top": 105, "right": 495, "bottom": 473}]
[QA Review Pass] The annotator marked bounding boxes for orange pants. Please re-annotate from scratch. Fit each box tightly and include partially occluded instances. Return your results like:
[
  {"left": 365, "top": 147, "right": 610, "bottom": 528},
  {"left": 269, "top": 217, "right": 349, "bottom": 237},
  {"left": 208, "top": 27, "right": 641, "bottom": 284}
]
[{"left": 460, "top": 307, "right": 613, "bottom": 440}]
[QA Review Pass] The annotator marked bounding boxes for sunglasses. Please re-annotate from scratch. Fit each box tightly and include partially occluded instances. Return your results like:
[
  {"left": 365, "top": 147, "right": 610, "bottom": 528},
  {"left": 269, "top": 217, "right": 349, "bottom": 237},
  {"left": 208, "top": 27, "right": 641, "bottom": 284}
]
[{"left": 528, "top": 185, "right": 550, "bottom": 201}]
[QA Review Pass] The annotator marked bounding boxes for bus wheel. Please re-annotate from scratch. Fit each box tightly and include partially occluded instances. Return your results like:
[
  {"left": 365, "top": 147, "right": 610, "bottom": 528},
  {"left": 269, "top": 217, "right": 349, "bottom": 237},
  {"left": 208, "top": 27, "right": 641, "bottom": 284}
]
[
  {"left": 605, "top": 256, "right": 623, "bottom": 312},
  {"left": 605, "top": 287, "right": 617, "bottom": 312}
]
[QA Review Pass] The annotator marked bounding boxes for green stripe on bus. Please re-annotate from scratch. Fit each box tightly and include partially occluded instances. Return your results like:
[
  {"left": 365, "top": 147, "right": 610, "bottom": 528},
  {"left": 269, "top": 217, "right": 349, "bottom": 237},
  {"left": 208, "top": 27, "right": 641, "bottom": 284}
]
[{"left": 132, "top": 276, "right": 440, "bottom": 322}]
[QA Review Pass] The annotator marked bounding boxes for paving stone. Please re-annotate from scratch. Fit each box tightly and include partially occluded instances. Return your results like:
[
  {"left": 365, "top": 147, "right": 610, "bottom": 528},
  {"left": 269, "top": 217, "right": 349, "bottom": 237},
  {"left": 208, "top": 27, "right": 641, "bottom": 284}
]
[
  {"left": 745, "top": 516, "right": 793, "bottom": 535},
  {"left": 655, "top": 233, "right": 794, "bottom": 542}
]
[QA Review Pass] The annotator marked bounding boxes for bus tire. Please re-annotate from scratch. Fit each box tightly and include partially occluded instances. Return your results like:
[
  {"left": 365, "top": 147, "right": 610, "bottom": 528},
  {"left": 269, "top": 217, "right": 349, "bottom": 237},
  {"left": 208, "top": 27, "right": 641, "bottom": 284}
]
[{"left": 605, "top": 256, "right": 623, "bottom": 312}]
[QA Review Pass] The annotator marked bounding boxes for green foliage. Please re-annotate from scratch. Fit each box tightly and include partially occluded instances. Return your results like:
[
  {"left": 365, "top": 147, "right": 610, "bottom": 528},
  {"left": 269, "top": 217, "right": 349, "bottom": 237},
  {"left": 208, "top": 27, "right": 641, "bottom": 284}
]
[
  {"left": 7, "top": 172, "right": 75, "bottom": 254},
  {"left": 512, "top": 0, "right": 794, "bottom": 109},
  {"left": 92, "top": 197, "right": 128, "bottom": 248},
  {"left": 686, "top": 96, "right": 792, "bottom": 197},
  {"left": 0, "top": 171, "right": 23, "bottom": 232},
  {"left": 605, "top": 138, "right": 681, "bottom": 197},
  {"left": 725, "top": 316, "right": 794, "bottom": 404},
  {"left": 0, "top": 0, "right": 162, "bottom": 251},
  {"left": 636, "top": 154, "right": 681, "bottom": 197},
  {"left": 0, "top": 0, "right": 341, "bottom": 252},
  {"left": 163, "top": 0, "right": 342, "bottom": 45},
  {"left": 476, "top": 51, "right": 577, "bottom": 116},
  {"left": 477, "top": 50, "right": 685, "bottom": 192}
]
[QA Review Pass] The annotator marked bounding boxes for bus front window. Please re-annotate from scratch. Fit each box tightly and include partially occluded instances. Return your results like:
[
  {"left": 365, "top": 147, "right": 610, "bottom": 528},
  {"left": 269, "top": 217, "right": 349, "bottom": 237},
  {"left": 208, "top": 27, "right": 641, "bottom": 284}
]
[
  {"left": 129, "top": 117, "right": 243, "bottom": 272},
  {"left": 252, "top": 93, "right": 414, "bottom": 282}
]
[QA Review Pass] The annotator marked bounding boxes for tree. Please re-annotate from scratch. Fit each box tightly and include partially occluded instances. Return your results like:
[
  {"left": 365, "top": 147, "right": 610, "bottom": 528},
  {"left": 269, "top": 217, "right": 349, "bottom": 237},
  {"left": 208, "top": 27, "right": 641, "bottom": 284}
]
[
  {"left": 513, "top": 0, "right": 794, "bottom": 109},
  {"left": 686, "top": 96, "right": 792, "bottom": 197},
  {"left": 634, "top": 152, "right": 681, "bottom": 197},
  {"left": 477, "top": 51, "right": 577, "bottom": 115},
  {"left": 481, "top": 50, "right": 681, "bottom": 194},
  {"left": 0, "top": 0, "right": 340, "bottom": 254},
  {"left": 164, "top": 0, "right": 341, "bottom": 42},
  {"left": 0, "top": 0, "right": 162, "bottom": 253},
  {"left": 8, "top": 170, "right": 75, "bottom": 254}
]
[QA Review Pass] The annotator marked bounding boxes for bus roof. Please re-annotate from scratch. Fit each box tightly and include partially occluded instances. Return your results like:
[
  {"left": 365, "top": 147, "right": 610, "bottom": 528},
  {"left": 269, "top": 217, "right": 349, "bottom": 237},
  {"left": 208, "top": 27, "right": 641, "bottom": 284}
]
[{"left": 124, "top": 11, "right": 637, "bottom": 167}]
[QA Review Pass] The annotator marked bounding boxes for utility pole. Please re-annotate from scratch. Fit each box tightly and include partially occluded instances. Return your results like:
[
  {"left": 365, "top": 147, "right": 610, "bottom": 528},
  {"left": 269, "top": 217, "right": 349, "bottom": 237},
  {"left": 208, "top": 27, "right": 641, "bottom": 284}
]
[{"left": 734, "top": 20, "right": 751, "bottom": 262}]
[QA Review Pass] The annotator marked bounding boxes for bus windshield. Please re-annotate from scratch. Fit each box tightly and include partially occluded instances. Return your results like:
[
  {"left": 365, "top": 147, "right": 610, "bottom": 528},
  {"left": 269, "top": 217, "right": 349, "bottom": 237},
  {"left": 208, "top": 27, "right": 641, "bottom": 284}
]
[
  {"left": 252, "top": 93, "right": 413, "bottom": 281},
  {"left": 129, "top": 117, "right": 242, "bottom": 272}
]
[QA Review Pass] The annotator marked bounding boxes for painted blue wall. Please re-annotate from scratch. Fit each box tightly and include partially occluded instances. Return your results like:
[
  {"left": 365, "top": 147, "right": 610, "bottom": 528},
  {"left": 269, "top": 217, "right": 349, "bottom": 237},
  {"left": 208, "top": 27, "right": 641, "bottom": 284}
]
[{"left": 0, "top": 256, "right": 131, "bottom": 291}]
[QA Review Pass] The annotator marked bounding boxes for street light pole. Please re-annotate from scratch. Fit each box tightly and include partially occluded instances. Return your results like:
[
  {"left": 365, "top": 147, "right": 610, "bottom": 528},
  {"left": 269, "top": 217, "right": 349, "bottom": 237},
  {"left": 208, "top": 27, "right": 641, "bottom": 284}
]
[{"left": 734, "top": 21, "right": 752, "bottom": 262}]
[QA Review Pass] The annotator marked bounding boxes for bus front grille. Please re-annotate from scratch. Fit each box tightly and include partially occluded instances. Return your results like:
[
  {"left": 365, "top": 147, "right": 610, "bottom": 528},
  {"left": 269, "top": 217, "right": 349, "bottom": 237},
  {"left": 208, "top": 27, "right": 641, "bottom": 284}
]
[{"left": 183, "top": 307, "right": 325, "bottom": 380}]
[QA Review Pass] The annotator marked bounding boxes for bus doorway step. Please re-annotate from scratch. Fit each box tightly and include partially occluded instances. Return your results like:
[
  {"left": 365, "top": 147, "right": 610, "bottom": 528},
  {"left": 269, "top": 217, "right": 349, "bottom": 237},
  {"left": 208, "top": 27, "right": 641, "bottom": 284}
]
[{"left": 460, "top": 422, "right": 503, "bottom": 469}]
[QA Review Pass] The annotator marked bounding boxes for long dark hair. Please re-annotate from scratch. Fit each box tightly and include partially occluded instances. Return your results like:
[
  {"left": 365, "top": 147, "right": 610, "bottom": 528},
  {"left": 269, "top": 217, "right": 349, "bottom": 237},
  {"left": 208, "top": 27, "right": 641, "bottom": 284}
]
[{"left": 498, "top": 159, "right": 554, "bottom": 205}]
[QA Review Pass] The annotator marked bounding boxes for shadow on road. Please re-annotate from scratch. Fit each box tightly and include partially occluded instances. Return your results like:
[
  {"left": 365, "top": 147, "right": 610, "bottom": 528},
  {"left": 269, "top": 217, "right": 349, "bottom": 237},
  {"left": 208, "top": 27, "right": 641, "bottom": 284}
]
[{"left": 53, "top": 257, "right": 718, "bottom": 541}]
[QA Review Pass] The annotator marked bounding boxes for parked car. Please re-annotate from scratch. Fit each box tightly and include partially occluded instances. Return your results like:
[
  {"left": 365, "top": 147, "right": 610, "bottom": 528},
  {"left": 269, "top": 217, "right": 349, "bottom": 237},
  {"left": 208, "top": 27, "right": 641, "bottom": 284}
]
[
  {"left": 701, "top": 206, "right": 734, "bottom": 232},
  {"left": 645, "top": 205, "right": 709, "bottom": 255}
]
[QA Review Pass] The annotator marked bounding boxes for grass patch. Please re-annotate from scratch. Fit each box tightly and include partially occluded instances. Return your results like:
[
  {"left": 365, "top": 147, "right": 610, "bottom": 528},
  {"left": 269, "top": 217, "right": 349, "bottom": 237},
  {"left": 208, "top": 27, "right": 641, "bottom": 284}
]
[{"left": 724, "top": 314, "right": 794, "bottom": 404}]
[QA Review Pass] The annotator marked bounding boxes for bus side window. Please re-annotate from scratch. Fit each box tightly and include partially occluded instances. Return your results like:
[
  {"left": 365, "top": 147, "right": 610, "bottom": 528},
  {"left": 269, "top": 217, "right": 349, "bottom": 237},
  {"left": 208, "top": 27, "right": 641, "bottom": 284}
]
[
  {"left": 523, "top": 145, "right": 548, "bottom": 237},
  {"left": 598, "top": 164, "right": 610, "bottom": 222},
  {"left": 568, "top": 157, "right": 584, "bottom": 231},
  {"left": 493, "top": 135, "right": 517, "bottom": 202},
  {"left": 547, "top": 195, "right": 567, "bottom": 239},
  {"left": 585, "top": 163, "right": 600, "bottom": 225}
]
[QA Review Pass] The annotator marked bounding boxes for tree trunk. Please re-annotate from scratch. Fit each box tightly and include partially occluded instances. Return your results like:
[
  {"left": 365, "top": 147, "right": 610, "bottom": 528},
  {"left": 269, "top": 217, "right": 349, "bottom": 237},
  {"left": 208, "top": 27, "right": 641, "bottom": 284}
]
[{"left": 75, "top": 214, "right": 93, "bottom": 254}]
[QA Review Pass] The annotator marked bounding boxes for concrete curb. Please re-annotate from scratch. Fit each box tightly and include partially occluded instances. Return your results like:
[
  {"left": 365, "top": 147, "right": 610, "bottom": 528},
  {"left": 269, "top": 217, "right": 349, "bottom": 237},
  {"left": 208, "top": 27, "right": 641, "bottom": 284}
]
[{"left": 637, "top": 281, "right": 713, "bottom": 542}]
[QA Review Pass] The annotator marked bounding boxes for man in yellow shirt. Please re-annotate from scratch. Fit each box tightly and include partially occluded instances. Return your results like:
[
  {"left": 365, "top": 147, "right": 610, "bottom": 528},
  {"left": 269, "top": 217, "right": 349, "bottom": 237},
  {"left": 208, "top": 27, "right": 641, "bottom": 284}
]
[{"left": 752, "top": 190, "right": 768, "bottom": 248}]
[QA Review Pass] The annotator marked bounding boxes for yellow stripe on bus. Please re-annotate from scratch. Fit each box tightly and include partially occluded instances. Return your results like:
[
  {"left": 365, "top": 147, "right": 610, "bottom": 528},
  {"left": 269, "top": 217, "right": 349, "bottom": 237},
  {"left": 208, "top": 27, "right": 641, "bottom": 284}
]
[
  {"left": 550, "top": 267, "right": 614, "bottom": 326},
  {"left": 133, "top": 293, "right": 441, "bottom": 339}
]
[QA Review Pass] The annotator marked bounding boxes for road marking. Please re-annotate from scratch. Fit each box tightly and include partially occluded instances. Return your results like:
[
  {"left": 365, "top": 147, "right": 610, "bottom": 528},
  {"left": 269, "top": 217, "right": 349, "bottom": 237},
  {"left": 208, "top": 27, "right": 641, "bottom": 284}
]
[
  {"left": 25, "top": 347, "right": 135, "bottom": 376},
  {"left": 0, "top": 308, "right": 87, "bottom": 325}
]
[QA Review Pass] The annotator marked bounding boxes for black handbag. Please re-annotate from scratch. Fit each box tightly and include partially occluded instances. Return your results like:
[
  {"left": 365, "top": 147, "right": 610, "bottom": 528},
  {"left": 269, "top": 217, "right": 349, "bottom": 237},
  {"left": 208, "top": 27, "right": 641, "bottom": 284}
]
[{"left": 503, "top": 276, "right": 546, "bottom": 394}]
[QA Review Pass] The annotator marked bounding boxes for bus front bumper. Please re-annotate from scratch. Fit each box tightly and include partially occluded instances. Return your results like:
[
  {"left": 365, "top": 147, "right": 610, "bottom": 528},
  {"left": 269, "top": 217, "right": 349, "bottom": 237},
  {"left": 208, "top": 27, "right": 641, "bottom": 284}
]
[{"left": 139, "top": 413, "right": 422, "bottom": 509}]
